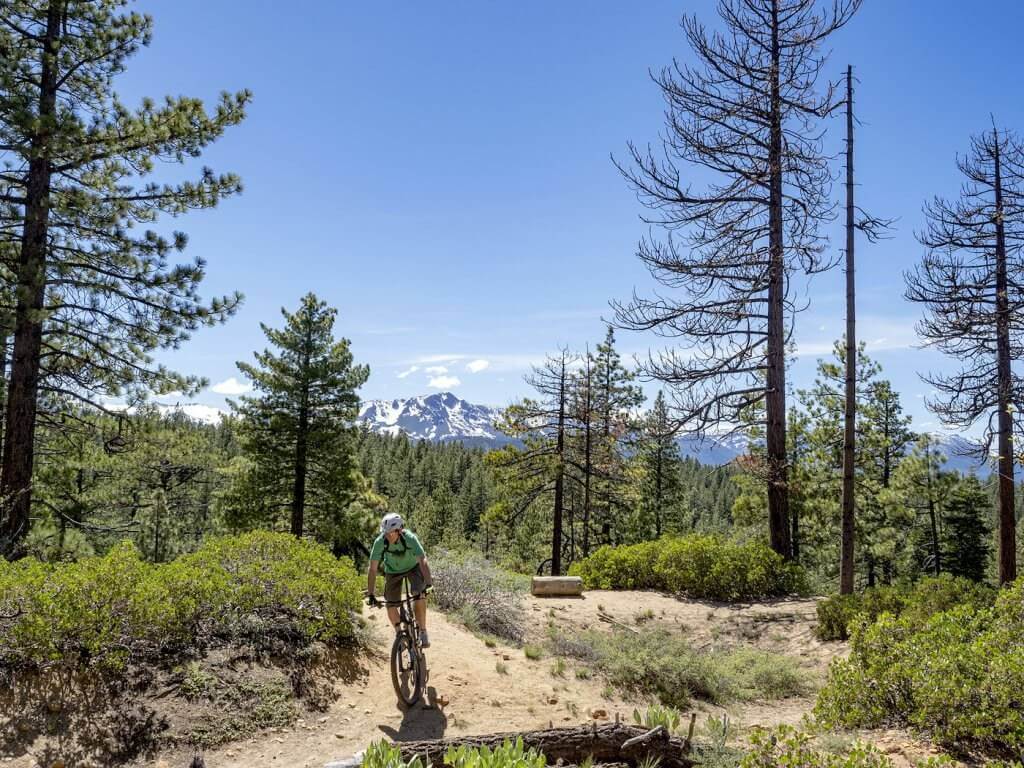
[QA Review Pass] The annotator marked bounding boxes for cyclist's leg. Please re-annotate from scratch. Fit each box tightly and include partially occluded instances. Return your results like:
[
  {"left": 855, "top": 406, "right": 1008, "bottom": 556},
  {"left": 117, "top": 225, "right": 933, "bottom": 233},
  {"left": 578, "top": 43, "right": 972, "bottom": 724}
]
[
  {"left": 383, "top": 572, "right": 402, "bottom": 630},
  {"left": 406, "top": 568, "right": 427, "bottom": 631}
]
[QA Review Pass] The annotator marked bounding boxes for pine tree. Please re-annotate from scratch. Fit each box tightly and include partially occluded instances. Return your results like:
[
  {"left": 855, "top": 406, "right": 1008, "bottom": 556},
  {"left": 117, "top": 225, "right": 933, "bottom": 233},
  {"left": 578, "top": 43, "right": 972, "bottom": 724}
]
[
  {"left": 0, "top": 0, "right": 248, "bottom": 555},
  {"left": 590, "top": 326, "right": 644, "bottom": 548},
  {"left": 943, "top": 475, "right": 992, "bottom": 582},
  {"left": 636, "top": 391, "right": 684, "bottom": 538},
  {"left": 228, "top": 294, "right": 370, "bottom": 545}
]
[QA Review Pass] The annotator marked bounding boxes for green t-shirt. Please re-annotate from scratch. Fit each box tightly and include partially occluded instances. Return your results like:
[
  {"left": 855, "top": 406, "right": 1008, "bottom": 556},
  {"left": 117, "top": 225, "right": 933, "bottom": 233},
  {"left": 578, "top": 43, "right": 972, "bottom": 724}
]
[{"left": 369, "top": 530, "right": 425, "bottom": 574}]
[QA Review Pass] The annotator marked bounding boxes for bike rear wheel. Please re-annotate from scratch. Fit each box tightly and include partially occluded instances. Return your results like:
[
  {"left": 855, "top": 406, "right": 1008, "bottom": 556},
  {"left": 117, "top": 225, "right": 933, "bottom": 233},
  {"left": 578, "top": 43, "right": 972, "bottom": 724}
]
[{"left": 390, "top": 631, "right": 424, "bottom": 706}]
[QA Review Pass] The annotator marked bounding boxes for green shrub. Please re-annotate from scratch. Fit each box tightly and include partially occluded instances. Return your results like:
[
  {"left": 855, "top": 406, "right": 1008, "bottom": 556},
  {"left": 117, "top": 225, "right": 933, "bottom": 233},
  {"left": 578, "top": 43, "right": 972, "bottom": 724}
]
[
  {"left": 815, "top": 578, "right": 1024, "bottom": 757},
  {"left": 569, "top": 535, "right": 805, "bottom": 602},
  {"left": 551, "top": 627, "right": 804, "bottom": 709},
  {"left": 568, "top": 540, "right": 661, "bottom": 591},
  {"left": 0, "top": 531, "right": 362, "bottom": 673},
  {"left": 815, "top": 575, "right": 997, "bottom": 641},
  {"left": 720, "top": 647, "right": 807, "bottom": 700},
  {"left": 739, "top": 725, "right": 895, "bottom": 768}
]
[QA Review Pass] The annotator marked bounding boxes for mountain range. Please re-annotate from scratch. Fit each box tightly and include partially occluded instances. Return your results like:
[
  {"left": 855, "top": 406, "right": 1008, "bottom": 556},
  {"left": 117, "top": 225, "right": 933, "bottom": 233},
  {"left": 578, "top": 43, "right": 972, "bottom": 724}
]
[{"left": 356, "top": 392, "right": 993, "bottom": 476}]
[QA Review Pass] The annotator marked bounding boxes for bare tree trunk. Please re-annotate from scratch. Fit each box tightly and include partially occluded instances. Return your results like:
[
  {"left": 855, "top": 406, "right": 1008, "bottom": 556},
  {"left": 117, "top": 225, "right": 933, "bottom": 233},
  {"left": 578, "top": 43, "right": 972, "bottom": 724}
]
[
  {"left": 582, "top": 355, "right": 593, "bottom": 557},
  {"left": 292, "top": 409, "right": 308, "bottom": 537},
  {"left": 0, "top": 0, "right": 63, "bottom": 558},
  {"left": 925, "top": 439, "right": 941, "bottom": 575},
  {"left": 840, "top": 65, "right": 857, "bottom": 594},
  {"left": 654, "top": 448, "right": 663, "bottom": 538},
  {"left": 766, "top": 0, "right": 792, "bottom": 560},
  {"left": 291, "top": 336, "right": 312, "bottom": 537},
  {"left": 992, "top": 128, "right": 1017, "bottom": 586},
  {"left": 552, "top": 356, "right": 567, "bottom": 576}
]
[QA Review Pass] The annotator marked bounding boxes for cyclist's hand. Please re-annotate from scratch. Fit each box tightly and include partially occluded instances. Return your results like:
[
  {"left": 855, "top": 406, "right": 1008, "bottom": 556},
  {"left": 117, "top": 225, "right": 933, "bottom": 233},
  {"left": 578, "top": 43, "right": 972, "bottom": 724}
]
[
  {"left": 423, "top": 583, "right": 434, "bottom": 596},
  {"left": 366, "top": 593, "right": 381, "bottom": 608}
]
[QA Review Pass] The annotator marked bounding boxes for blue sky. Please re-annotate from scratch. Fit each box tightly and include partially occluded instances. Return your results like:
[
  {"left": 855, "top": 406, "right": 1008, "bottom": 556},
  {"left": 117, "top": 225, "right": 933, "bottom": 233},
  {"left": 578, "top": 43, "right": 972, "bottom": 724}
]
[{"left": 118, "top": 1, "right": 1023, "bottom": 433}]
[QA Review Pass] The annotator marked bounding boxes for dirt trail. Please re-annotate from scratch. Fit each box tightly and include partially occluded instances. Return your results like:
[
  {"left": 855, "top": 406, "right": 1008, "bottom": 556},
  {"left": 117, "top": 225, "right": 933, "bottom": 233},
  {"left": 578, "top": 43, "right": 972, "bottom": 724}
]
[{"left": 141, "top": 591, "right": 942, "bottom": 768}]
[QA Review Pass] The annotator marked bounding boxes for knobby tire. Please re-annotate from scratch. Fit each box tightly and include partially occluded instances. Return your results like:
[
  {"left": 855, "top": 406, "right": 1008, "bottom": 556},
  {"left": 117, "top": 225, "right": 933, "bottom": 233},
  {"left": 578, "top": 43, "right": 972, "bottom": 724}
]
[{"left": 390, "top": 630, "right": 424, "bottom": 706}]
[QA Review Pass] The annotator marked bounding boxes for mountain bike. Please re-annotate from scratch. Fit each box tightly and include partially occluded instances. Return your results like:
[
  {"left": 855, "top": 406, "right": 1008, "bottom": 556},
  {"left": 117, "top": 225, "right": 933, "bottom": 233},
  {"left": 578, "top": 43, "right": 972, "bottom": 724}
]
[{"left": 368, "top": 579, "right": 428, "bottom": 706}]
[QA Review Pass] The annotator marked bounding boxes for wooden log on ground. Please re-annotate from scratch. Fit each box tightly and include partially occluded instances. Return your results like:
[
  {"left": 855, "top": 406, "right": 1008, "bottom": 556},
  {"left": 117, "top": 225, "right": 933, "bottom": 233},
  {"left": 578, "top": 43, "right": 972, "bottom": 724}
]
[
  {"left": 531, "top": 575, "right": 584, "bottom": 597},
  {"left": 397, "top": 723, "right": 696, "bottom": 768}
]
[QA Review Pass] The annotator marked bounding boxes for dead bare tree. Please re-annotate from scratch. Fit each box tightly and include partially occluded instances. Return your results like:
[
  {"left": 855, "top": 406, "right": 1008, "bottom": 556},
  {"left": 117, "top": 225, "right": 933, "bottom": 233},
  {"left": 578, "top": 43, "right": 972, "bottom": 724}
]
[
  {"left": 905, "top": 123, "right": 1024, "bottom": 586},
  {"left": 839, "top": 65, "right": 894, "bottom": 594},
  {"left": 613, "top": 0, "right": 861, "bottom": 559}
]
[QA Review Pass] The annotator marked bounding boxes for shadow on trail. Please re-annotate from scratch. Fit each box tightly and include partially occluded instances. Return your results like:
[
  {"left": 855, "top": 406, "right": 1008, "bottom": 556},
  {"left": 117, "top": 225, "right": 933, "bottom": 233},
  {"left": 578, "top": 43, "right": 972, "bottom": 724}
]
[{"left": 378, "top": 686, "right": 448, "bottom": 742}]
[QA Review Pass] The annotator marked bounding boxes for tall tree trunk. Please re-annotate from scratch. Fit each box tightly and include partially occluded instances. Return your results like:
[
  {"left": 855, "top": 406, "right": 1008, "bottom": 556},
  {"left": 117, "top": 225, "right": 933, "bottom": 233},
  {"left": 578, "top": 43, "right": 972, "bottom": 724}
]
[
  {"left": 552, "top": 356, "right": 567, "bottom": 576},
  {"left": 292, "top": 408, "right": 308, "bottom": 537},
  {"left": 992, "top": 128, "right": 1017, "bottom": 586},
  {"left": 839, "top": 65, "right": 857, "bottom": 594},
  {"left": 654, "top": 448, "right": 663, "bottom": 538},
  {"left": 291, "top": 336, "right": 312, "bottom": 537},
  {"left": 765, "top": 0, "right": 792, "bottom": 560},
  {"left": 925, "top": 440, "right": 941, "bottom": 575},
  {"left": 0, "top": 1, "right": 63, "bottom": 557}
]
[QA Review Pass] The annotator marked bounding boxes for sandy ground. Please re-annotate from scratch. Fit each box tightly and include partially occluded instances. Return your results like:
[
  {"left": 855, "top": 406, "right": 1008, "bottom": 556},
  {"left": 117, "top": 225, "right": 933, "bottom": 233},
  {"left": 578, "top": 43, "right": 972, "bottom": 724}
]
[{"left": 138, "top": 590, "right": 948, "bottom": 768}]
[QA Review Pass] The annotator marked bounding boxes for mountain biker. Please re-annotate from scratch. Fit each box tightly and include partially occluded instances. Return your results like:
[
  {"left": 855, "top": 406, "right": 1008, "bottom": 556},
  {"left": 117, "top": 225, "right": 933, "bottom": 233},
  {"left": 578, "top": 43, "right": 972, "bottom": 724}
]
[{"left": 366, "top": 512, "right": 434, "bottom": 648}]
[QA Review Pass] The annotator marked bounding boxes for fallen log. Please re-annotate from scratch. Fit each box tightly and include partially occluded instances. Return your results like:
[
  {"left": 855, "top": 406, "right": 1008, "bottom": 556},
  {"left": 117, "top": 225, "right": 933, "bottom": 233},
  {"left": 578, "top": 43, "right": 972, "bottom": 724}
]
[
  {"left": 531, "top": 576, "right": 584, "bottom": 597},
  {"left": 397, "top": 722, "right": 696, "bottom": 768}
]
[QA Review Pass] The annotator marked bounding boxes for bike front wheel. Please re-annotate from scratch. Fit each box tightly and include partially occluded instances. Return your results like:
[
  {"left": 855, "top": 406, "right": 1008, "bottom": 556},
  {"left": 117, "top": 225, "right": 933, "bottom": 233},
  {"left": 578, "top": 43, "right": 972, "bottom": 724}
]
[{"left": 390, "top": 631, "right": 424, "bottom": 706}]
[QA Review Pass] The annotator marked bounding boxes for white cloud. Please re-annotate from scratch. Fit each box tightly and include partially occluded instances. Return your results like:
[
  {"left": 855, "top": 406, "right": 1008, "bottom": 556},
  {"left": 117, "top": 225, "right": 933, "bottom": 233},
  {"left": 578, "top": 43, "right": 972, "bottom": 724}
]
[
  {"left": 211, "top": 376, "right": 251, "bottom": 396},
  {"left": 425, "top": 365, "right": 448, "bottom": 375},
  {"left": 397, "top": 365, "right": 419, "bottom": 379},
  {"left": 466, "top": 359, "right": 490, "bottom": 374},
  {"left": 428, "top": 375, "right": 461, "bottom": 389}
]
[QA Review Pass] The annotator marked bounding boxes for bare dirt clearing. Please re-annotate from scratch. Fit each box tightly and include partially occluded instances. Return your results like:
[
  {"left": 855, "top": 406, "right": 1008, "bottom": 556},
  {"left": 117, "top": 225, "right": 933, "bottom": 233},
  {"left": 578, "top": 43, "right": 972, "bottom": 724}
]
[{"left": 1, "top": 591, "right": 945, "bottom": 768}]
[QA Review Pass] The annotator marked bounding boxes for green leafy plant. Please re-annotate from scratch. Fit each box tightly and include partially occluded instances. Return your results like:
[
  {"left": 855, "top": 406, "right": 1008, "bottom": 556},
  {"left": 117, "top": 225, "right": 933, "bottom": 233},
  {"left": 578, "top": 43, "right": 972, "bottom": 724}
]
[
  {"left": 633, "top": 705, "right": 682, "bottom": 733},
  {"left": 739, "top": 726, "right": 894, "bottom": 768},
  {"left": 443, "top": 738, "right": 547, "bottom": 768},
  {"left": 363, "top": 741, "right": 425, "bottom": 768}
]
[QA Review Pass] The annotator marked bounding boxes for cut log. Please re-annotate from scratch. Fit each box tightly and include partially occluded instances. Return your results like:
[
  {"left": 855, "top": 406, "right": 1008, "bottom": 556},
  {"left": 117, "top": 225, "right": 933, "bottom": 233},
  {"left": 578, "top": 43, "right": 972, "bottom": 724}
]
[
  {"left": 531, "top": 576, "right": 584, "bottom": 597},
  {"left": 397, "top": 723, "right": 695, "bottom": 768}
]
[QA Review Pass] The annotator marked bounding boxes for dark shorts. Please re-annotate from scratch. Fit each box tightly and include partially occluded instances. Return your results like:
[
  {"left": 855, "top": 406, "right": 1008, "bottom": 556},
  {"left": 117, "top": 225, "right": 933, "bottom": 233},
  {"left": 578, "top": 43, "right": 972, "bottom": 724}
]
[{"left": 384, "top": 567, "right": 425, "bottom": 603}]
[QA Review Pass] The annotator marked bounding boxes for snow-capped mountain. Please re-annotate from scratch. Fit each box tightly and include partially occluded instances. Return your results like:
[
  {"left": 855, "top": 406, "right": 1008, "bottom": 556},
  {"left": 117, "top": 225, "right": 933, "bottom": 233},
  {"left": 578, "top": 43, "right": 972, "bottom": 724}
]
[
  {"left": 356, "top": 394, "right": 996, "bottom": 476},
  {"left": 358, "top": 393, "right": 515, "bottom": 448},
  {"left": 677, "top": 432, "right": 751, "bottom": 465}
]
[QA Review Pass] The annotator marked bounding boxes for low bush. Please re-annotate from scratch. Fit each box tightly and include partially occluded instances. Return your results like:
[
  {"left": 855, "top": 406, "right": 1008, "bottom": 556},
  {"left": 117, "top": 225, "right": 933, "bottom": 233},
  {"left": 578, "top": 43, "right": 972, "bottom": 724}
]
[
  {"left": 739, "top": 726, "right": 895, "bottom": 768},
  {"left": 0, "top": 531, "right": 363, "bottom": 673},
  {"left": 569, "top": 535, "right": 805, "bottom": 602},
  {"left": 430, "top": 551, "right": 526, "bottom": 643},
  {"left": 567, "top": 540, "right": 661, "bottom": 591},
  {"left": 814, "top": 574, "right": 997, "bottom": 641},
  {"left": 550, "top": 627, "right": 807, "bottom": 708},
  {"left": 815, "top": 576, "right": 1024, "bottom": 757}
]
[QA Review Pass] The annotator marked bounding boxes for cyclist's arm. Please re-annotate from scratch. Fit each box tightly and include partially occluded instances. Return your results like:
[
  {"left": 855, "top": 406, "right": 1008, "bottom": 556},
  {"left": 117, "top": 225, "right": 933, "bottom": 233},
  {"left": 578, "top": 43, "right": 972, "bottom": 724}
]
[
  {"left": 417, "top": 555, "right": 433, "bottom": 588},
  {"left": 367, "top": 559, "right": 380, "bottom": 596}
]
